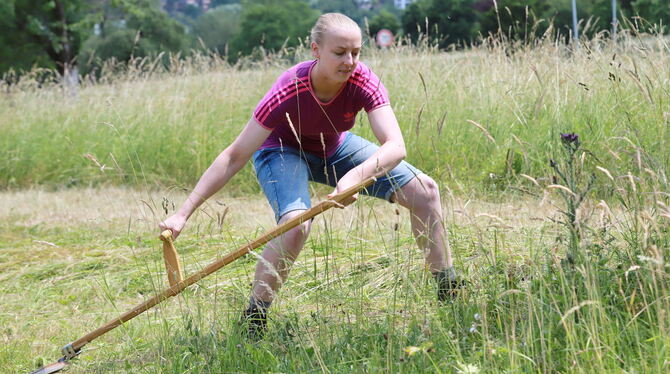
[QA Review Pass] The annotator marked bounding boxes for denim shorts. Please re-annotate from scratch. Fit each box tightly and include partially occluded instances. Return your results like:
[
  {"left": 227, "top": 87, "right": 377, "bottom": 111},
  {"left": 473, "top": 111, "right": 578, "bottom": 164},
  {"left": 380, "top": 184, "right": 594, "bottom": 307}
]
[{"left": 252, "top": 132, "right": 422, "bottom": 222}]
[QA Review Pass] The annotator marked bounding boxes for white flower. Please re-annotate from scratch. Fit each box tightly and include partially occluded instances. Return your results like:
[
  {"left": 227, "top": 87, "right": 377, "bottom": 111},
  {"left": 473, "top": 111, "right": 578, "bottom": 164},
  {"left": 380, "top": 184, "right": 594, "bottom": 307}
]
[{"left": 457, "top": 363, "right": 480, "bottom": 374}]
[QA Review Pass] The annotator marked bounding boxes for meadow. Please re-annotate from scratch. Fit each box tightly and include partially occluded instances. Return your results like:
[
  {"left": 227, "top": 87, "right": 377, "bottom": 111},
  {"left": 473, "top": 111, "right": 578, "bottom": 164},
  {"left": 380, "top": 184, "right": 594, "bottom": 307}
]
[{"left": 1, "top": 32, "right": 669, "bottom": 373}]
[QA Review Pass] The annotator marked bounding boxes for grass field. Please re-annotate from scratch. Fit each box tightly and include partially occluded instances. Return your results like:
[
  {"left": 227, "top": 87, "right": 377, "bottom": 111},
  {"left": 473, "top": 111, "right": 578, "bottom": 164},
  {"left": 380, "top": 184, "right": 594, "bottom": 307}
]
[{"left": 1, "top": 33, "right": 670, "bottom": 373}]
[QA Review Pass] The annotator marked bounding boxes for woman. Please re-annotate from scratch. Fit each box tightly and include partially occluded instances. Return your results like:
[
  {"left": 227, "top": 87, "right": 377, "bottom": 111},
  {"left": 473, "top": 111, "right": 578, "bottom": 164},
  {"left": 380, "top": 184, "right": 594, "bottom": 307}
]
[{"left": 160, "top": 13, "right": 461, "bottom": 339}]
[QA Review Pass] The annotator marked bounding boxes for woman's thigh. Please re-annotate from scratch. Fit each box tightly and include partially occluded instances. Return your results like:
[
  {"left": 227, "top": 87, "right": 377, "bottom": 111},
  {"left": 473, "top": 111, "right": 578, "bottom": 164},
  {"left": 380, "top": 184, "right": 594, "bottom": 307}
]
[
  {"left": 253, "top": 147, "right": 312, "bottom": 222},
  {"left": 322, "top": 132, "right": 423, "bottom": 202}
]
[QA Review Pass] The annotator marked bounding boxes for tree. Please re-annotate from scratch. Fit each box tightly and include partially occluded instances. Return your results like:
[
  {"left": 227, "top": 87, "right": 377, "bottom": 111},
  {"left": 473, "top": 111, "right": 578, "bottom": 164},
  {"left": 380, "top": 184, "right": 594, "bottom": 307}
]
[
  {"left": 480, "top": 0, "right": 638, "bottom": 41},
  {"left": 312, "top": 0, "right": 371, "bottom": 25},
  {"left": 0, "top": 0, "right": 88, "bottom": 77},
  {"left": 402, "top": 0, "right": 479, "bottom": 48},
  {"left": 401, "top": 0, "right": 432, "bottom": 42},
  {"left": 78, "top": 0, "right": 189, "bottom": 74},
  {"left": 367, "top": 9, "right": 400, "bottom": 37},
  {"left": 210, "top": 0, "right": 240, "bottom": 6},
  {"left": 0, "top": 1, "right": 45, "bottom": 75},
  {"left": 539, "top": 0, "right": 608, "bottom": 40},
  {"left": 122, "top": 0, "right": 188, "bottom": 52},
  {"left": 231, "top": 0, "right": 318, "bottom": 57},
  {"left": 632, "top": 0, "right": 670, "bottom": 31},
  {"left": 181, "top": 4, "right": 203, "bottom": 19},
  {"left": 431, "top": 0, "right": 479, "bottom": 47},
  {"left": 79, "top": 28, "right": 141, "bottom": 69},
  {"left": 193, "top": 4, "right": 242, "bottom": 54},
  {"left": 478, "top": 0, "right": 552, "bottom": 39}
]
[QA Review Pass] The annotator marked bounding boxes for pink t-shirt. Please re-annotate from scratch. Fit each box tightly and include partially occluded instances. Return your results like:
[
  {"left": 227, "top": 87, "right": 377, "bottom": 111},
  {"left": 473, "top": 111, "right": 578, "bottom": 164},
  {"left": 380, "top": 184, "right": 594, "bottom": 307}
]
[{"left": 253, "top": 60, "right": 390, "bottom": 158}]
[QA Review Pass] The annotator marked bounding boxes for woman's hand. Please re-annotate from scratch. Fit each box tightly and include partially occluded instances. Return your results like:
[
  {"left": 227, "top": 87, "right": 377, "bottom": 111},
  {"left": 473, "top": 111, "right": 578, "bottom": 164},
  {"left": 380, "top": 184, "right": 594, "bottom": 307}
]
[
  {"left": 159, "top": 214, "right": 188, "bottom": 240},
  {"left": 327, "top": 174, "right": 360, "bottom": 207},
  {"left": 159, "top": 118, "right": 271, "bottom": 239},
  {"left": 328, "top": 106, "right": 406, "bottom": 208}
]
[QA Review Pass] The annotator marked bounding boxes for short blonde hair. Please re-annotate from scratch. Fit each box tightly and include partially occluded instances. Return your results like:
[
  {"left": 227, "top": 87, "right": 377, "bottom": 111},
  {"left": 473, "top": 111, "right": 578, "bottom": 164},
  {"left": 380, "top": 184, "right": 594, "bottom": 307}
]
[{"left": 311, "top": 13, "right": 361, "bottom": 45}]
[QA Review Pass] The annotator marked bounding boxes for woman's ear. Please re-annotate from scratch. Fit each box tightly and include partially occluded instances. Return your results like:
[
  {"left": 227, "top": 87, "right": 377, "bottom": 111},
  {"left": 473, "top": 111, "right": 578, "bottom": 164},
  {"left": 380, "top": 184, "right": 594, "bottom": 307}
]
[{"left": 311, "top": 42, "right": 320, "bottom": 59}]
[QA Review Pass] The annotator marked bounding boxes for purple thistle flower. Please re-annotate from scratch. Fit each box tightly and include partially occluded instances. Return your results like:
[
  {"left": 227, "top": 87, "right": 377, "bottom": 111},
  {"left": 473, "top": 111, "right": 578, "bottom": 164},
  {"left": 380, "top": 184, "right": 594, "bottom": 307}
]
[{"left": 560, "top": 133, "right": 579, "bottom": 144}]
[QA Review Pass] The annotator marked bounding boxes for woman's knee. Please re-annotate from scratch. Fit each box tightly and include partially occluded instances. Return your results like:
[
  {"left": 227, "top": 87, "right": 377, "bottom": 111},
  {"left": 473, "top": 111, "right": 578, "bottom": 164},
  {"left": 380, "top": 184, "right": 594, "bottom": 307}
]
[
  {"left": 416, "top": 174, "right": 440, "bottom": 202},
  {"left": 278, "top": 211, "right": 312, "bottom": 248},
  {"left": 398, "top": 174, "right": 440, "bottom": 208}
]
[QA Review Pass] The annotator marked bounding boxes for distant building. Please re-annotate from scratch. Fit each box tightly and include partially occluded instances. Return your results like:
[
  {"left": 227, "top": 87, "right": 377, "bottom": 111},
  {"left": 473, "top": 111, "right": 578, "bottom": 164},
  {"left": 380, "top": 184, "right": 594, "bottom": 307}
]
[
  {"left": 162, "top": 0, "right": 212, "bottom": 13},
  {"left": 186, "top": 0, "right": 211, "bottom": 11},
  {"left": 394, "top": 0, "right": 414, "bottom": 9},
  {"left": 355, "top": 0, "right": 373, "bottom": 10}
]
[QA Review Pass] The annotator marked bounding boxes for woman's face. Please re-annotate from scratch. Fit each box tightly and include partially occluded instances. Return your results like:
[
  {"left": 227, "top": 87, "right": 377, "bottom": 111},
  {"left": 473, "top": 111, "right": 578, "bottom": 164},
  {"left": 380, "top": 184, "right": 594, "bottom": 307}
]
[{"left": 312, "top": 26, "right": 362, "bottom": 84}]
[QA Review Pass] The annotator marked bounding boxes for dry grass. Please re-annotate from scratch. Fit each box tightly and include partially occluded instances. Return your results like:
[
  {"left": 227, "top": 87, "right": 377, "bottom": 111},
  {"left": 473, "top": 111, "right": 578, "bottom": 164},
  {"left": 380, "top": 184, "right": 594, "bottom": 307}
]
[{"left": 0, "top": 186, "right": 556, "bottom": 232}]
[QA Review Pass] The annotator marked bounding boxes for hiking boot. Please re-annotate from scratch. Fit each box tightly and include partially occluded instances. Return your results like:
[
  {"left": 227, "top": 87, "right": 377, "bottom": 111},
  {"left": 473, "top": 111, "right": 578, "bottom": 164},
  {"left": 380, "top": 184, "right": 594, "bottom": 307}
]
[
  {"left": 240, "top": 307, "right": 268, "bottom": 341},
  {"left": 433, "top": 267, "right": 466, "bottom": 302}
]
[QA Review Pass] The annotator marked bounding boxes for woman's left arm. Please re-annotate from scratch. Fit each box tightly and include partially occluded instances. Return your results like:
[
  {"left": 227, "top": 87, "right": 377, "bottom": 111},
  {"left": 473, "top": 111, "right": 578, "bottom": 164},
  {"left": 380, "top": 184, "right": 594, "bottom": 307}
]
[{"left": 331, "top": 105, "right": 407, "bottom": 195}]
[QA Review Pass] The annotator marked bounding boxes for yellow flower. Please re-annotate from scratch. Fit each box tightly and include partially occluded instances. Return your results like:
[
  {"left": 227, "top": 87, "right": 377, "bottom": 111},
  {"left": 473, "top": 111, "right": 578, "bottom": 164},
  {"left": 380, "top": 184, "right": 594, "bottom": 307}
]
[{"left": 403, "top": 346, "right": 421, "bottom": 356}]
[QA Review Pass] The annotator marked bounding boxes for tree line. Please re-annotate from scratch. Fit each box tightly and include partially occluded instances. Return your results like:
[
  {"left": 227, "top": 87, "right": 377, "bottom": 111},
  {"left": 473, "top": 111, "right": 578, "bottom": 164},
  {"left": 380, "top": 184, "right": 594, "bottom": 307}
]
[{"left": 1, "top": 0, "right": 668, "bottom": 79}]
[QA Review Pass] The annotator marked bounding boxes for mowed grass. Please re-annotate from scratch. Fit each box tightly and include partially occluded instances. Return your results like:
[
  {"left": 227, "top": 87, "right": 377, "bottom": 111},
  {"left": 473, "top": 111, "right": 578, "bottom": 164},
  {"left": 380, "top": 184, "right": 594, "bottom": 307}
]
[
  {"left": 2, "top": 186, "right": 561, "bottom": 373},
  {"left": 1, "top": 33, "right": 670, "bottom": 372}
]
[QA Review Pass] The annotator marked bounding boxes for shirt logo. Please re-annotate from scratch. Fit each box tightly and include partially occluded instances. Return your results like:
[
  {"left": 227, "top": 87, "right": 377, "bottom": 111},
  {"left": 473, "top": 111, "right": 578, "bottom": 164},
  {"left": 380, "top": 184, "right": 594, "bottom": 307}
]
[{"left": 343, "top": 112, "right": 356, "bottom": 122}]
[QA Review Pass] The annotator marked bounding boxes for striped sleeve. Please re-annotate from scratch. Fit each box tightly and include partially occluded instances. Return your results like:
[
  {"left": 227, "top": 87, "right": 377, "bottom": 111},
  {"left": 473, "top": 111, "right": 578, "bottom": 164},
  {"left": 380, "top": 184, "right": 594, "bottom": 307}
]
[
  {"left": 349, "top": 63, "right": 390, "bottom": 112},
  {"left": 253, "top": 84, "right": 284, "bottom": 130},
  {"left": 252, "top": 72, "right": 309, "bottom": 129}
]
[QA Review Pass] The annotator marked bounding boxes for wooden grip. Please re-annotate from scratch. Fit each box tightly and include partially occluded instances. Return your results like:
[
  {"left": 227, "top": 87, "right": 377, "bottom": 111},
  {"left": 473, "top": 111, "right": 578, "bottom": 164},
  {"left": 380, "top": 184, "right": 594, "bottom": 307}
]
[{"left": 159, "top": 230, "right": 183, "bottom": 287}]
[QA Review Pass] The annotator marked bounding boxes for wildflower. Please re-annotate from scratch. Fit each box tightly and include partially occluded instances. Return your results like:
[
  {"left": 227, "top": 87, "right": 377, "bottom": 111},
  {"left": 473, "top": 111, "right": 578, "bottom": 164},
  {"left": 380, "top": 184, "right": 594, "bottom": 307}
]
[
  {"left": 474, "top": 313, "right": 481, "bottom": 321},
  {"left": 560, "top": 132, "right": 579, "bottom": 144},
  {"left": 404, "top": 342, "right": 434, "bottom": 357},
  {"left": 404, "top": 346, "right": 421, "bottom": 356},
  {"left": 457, "top": 363, "right": 481, "bottom": 374}
]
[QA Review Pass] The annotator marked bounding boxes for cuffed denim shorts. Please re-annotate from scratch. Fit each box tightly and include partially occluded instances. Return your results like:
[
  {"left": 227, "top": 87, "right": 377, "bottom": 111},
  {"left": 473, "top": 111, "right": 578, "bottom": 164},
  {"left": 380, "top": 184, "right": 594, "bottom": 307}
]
[{"left": 252, "top": 132, "right": 422, "bottom": 222}]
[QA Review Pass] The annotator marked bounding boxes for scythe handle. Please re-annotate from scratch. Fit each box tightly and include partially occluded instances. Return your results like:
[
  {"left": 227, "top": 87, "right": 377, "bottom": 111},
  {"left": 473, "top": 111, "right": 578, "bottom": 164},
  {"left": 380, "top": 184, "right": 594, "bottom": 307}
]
[{"left": 64, "top": 176, "right": 376, "bottom": 355}]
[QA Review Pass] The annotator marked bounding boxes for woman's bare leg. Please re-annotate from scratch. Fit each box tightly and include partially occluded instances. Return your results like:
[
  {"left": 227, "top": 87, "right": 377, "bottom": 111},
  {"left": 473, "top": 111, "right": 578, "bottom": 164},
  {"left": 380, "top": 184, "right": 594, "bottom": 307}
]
[
  {"left": 251, "top": 210, "right": 312, "bottom": 302},
  {"left": 392, "top": 174, "right": 452, "bottom": 272}
]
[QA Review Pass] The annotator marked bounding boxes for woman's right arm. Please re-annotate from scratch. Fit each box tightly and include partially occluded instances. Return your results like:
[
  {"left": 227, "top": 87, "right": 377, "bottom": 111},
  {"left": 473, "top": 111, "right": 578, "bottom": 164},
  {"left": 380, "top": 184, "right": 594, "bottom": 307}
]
[{"left": 160, "top": 118, "right": 271, "bottom": 238}]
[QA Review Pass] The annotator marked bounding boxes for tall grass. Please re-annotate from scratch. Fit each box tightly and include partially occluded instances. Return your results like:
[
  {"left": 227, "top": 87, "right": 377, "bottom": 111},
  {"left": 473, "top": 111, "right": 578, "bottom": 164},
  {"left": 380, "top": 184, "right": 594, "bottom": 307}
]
[
  {"left": 1, "top": 31, "right": 669, "bottom": 373},
  {"left": 2, "top": 30, "right": 669, "bottom": 194}
]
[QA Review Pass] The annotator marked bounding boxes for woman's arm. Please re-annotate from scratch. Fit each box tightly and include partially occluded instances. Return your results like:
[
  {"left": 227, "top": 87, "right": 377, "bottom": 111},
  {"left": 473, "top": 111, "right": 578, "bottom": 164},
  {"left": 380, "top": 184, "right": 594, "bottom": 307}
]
[
  {"left": 160, "top": 118, "right": 271, "bottom": 238},
  {"left": 331, "top": 105, "right": 407, "bottom": 195}
]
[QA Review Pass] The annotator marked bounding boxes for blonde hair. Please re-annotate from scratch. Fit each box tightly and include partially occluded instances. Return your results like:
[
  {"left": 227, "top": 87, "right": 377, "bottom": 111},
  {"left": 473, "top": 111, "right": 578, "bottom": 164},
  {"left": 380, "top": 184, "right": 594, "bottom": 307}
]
[{"left": 310, "top": 13, "right": 361, "bottom": 45}]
